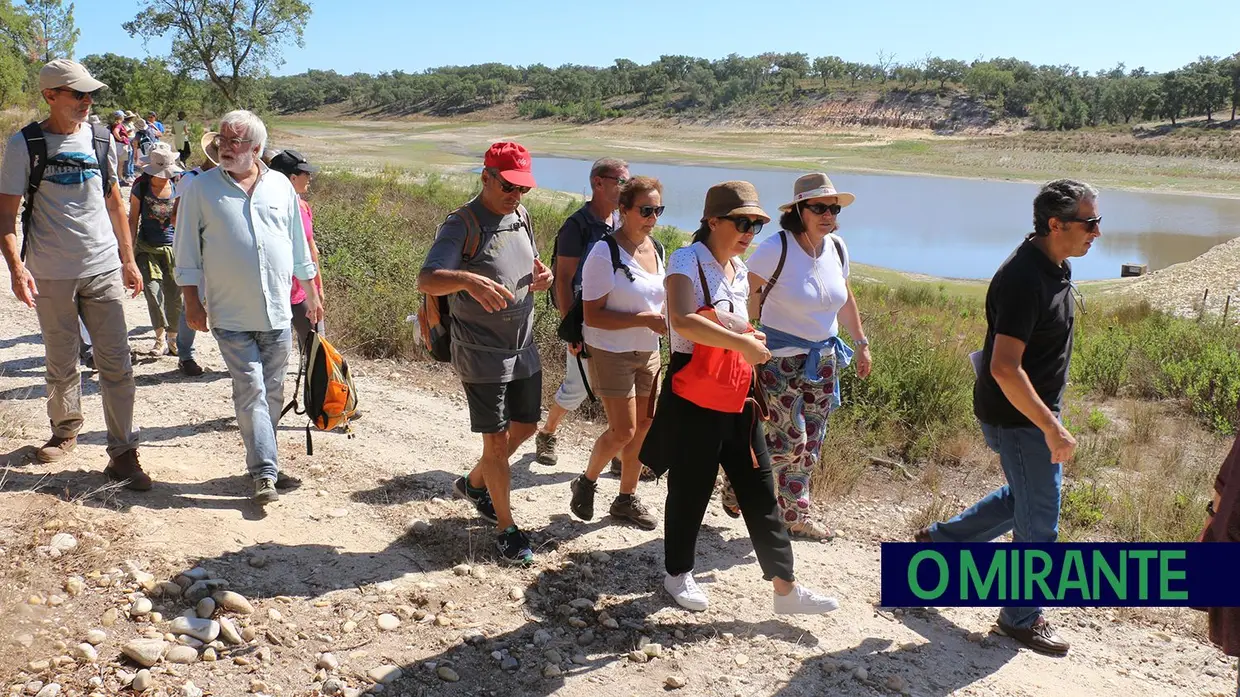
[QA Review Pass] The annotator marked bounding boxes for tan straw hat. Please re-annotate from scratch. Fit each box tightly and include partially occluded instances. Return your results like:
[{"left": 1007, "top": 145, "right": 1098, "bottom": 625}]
[
  {"left": 141, "top": 143, "right": 183, "bottom": 179},
  {"left": 701, "top": 181, "right": 770, "bottom": 223},
  {"left": 778, "top": 173, "right": 856, "bottom": 212},
  {"left": 200, "top": 131, "right": 220, "bottom": 166}
]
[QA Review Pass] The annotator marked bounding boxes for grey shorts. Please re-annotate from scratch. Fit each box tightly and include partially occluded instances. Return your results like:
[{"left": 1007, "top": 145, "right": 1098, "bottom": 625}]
[{"left": 462, "top": 372, "right": 543, "bottom": 434}]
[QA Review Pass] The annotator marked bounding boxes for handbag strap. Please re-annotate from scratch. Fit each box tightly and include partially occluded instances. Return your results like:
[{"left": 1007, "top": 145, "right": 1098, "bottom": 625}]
[{"left": 695, "top": 258, "right": 713, "bottom": 306}]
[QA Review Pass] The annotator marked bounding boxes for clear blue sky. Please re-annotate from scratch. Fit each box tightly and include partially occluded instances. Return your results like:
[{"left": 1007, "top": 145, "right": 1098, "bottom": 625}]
[{"left": 74, "top": 0, "right": 1240, "bottom": 77}]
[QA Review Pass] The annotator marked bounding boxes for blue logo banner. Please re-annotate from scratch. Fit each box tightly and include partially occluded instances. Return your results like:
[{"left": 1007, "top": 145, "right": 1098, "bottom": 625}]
[{"left": 880, "top": 543, "right": 1234, "bottom": 607}]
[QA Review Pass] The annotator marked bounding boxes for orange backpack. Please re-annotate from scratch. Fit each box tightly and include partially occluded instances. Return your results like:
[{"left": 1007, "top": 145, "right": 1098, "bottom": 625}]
[{"left": 282, "top": 330, "right": 359, "bottom": 454}]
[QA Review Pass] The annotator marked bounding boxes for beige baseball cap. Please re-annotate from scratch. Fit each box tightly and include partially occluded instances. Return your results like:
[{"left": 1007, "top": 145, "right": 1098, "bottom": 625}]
[{"left": 38, "top": 59, "right": 106, "bottom": 92}]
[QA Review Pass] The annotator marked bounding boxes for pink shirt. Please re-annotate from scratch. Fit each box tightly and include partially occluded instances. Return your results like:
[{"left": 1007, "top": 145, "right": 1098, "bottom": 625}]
[{"left": 290, "top": 198, "right": 317, "bottom": 305}]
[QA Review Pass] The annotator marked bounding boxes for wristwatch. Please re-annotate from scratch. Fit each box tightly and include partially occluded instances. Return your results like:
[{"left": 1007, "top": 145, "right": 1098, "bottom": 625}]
[
  {"left": 855, "top": 338, "right": 870, "bottom": 347},
  {"left": 1207, "top": 500, "right": 1217, "bottom": 516}
]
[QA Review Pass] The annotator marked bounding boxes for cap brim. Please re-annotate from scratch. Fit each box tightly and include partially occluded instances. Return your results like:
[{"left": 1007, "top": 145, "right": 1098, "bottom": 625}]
[
  {"left": 731, "top": 205, "right": 771, "bottom": 224},
  {"left": 778, "top": 192, "right": 856, "bottom": 212},
  {"left": 299, "top": 163, "right": 320, "bottom": 173},
  {"left": 143, "top": 165, "right": 183, "bottom": 178},
  {"left": 65, "top": 75, "right": 106, "bottom": 92},
  {"left": 499, "top": 169, "right": 536, "bottom": 188}
]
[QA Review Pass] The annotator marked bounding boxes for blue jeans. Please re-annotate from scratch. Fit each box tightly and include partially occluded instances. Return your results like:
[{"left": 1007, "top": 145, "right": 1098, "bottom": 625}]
[
  {"left": 926, "top": 422, "right": 1063, "bottom": 629},
  {"left": 212, "top": 327, "right": 292, "bottom": 482},
  {"left": 176, "top": 313, "right": 196, "bottom": 361}
]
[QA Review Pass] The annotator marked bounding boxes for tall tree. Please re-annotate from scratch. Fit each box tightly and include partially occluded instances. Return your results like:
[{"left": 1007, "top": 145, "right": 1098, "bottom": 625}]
[
  {"left": 0, "top": 0, "right": 33, "bottom": 103},
  {"left": 124, "top": 0, "right": 311, "bottom": 107},
  {"left": 23, "top": 0, "right": 77, "bottom": 63}
]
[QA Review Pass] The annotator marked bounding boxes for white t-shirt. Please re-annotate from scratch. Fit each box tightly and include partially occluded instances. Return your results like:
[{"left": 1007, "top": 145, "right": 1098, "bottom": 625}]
[
  {"left": 580, "top": 237, "right": 666, "bottom": 352},
  {"left": 665, "top": 242, "right": 750, "bottom": 354},
  {"left": 747, "top": 231, "right": 850, "bottom": 357}
]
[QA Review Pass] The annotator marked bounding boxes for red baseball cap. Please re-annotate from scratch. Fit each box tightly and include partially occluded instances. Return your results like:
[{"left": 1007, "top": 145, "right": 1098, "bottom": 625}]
[{"left": 483, "top": 142, "right": 536, "bottom": 189}]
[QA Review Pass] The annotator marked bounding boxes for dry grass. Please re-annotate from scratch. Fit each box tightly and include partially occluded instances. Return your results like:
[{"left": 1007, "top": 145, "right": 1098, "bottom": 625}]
[{"left": 1126, "top": 401, "right": 1159, "bottom": 444}]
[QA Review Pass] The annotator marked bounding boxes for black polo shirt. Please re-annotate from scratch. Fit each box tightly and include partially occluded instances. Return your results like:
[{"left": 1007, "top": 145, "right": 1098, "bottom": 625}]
[{"left": 974, "top": 236, "right": 1075, "bottom": 428}]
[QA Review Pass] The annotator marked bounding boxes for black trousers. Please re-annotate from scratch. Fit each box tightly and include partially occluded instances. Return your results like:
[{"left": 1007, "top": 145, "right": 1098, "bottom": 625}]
[
  {"left": 179, "top": 142, "right": 191, "bottom": 163},
  {"left": 646, "top": 353, "right": 795, "bottom": 582}
]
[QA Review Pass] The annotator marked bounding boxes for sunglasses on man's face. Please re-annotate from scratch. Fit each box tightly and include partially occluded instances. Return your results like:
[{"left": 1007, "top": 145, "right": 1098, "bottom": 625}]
[
  {"left": 600, "top": 174, "right": 629, "bottom": 186},
  {"left": 802, "top": 202, "right": 842, "bottom": 216},
  {"left": 721, "top": 216, "right": 764, "bottom": 235},
  {"left": 637, "top": 205, "right": 665, "bottom": 218},
  {"left": 53, "top": 87, "right": 101, "bottom": 101},
  {"left": 1062, "top": 216, "right": 1102, "bottom": 231},
  {"left": 488, "top": 170, "right": 531, "bottom": 194}
]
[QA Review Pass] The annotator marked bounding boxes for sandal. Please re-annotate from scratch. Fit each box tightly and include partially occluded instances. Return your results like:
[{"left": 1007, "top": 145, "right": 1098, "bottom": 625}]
[
  {"left": 720, "top": 485, "right": 740, "bottom": 519},
  {"left": 787, "top": 520, "right": 835, "bottom": 542}
]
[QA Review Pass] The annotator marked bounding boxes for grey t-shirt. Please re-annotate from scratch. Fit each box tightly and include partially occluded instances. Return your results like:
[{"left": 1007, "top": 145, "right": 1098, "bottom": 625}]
[
  {"left": 0, "top": 123, "right": 120, "bottom": 280},
  {"left": 420, "top": 197, "right": 541, "bottom": 384}
]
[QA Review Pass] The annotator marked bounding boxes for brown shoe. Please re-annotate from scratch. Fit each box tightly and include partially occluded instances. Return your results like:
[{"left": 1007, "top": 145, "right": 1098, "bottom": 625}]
[
  {"left": 914, "top": 527, "right": 933, "bottom": 544},
  {"left": 36, "top": 435, "right": 77, "bottom": 463},
  {"left": 104, "top": 450, "right": 152, "bottom": 491},
  {"left": 995, "top": 617, "right": 1070, "bottom": 657}
]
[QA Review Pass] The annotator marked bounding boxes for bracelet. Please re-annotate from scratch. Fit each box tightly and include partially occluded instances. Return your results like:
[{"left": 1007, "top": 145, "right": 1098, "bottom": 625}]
[
  {"left": 1207, "top": 500, "right": 1217, "bottom": 517},
  {"left": 855, "top": 338, "right": 869, "bottom": 347}
]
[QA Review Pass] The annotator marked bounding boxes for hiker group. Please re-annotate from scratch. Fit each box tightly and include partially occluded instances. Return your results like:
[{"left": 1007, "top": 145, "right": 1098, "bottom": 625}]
[{"left": 7, "top": 59, "right": 1239, "bottom": 668}]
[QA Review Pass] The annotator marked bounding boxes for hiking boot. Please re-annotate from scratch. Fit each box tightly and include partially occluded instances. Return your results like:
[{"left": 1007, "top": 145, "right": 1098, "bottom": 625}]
[
  {"left": 914, "top": 527, "right": 934, "bottom": 544},
  {"left": 774, "top": 584, "right": 840, "bottom": 615},
  {"left": 609, "top": 458, "right": 657, "bottom": 480},
  {"left": 720, "top": 485, "right": 740, "bottom": 519},
  {"left": 569, "top": 475, "right": 597, "bottom": 521},
  {"left": 453, "top": 476, "right": 498, "bottom": 524},
  {"left": 36, "top": 435, "right": 77, "bottom": 463},
  {"left": 254, "top": 478, "right": 279, "bottom": 504},
  {"left": 610, "top": 493, "right": 658, "bottom": 530},
  {"left": 274, "top": 472, "right": 302, "bottom": 490},
  {"left": 608, "top": 457, "right": 622, "bottom": 475},
  {"left": 496, "top": 525, "right": 534, "bottom": 566},
  {"left": 178, "top": 359, "right": 204, "bottom": 377},
  {"left": 995, "top": 617, "right": 1070, "bottom": 657},
  {"left": 664, "top": 572, "right": 709, "bottom": 612},
  {"left": 104, "top": 449, "right": 152, "bottom": 491},
  {"left": 535, "top": 431, "right": 557, "bottom": 466}
]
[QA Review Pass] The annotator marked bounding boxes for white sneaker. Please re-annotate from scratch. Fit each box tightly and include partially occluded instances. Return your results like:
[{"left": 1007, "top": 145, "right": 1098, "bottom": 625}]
[
  {"left": 664, "top": 572, "right": 709, "bottom": 612},
  {"left": 773, "top": 584, "right": 840, "bottom": 615}
]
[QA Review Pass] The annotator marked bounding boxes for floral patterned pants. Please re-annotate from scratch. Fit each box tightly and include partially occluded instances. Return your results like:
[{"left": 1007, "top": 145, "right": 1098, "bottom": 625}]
[{"left": 757, "top": 354, "right": 836, "bottom": 526}]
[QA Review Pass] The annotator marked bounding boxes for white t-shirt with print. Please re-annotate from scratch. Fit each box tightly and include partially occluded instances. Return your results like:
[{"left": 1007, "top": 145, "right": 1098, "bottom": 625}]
[
  {"left": 747, "top": 231, "right": 850, "bottom": 357},
  {"left": 580, "top": 238, "right": 666, "bottom": 353},
  {"left": 665, "top": 241, "right": 750, "bottom": 354}
]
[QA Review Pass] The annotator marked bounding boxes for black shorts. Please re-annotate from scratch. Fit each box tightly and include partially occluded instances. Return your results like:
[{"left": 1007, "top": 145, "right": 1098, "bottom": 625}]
[{"left": 462, "top": 372, "right": 543, "bottom": 434}]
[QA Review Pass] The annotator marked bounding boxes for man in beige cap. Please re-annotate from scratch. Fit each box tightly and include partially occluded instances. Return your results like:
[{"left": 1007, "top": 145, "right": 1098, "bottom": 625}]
[{"left": 0, "top": 59, "right": 150, "bottom": 489}]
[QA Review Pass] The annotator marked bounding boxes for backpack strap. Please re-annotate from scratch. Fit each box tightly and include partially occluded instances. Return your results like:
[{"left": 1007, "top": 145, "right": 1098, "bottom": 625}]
[
  {"left": 831, "top": 234, "right": 846, "bottom": 270},
  {"left": 91, "top": 121, "right": 114, "bottom": 197},
  {"left": 603, "top": 235, "right": 636, "bottom": 283},
  {"left": 517, "top": 204, "right": 536, "bottom": 250},
  {"left": 19, "top": 122, "right": 46, "bottom": 262},
  {"left": 454, "top": 205, "right": 483, "bottom": 262},
  {"left": 758, "top": 230, "right": 789, "bottom": 320}
]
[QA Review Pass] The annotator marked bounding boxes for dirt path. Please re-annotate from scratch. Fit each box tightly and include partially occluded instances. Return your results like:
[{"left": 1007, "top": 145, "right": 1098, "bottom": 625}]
[{"left": 0, "top": 261, "right": 1235, "bottom": 697}]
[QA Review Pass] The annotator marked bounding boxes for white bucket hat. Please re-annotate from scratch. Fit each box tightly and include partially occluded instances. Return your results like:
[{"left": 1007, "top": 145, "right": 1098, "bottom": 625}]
[{"left": 141, "top": 143, "right": 183, "bottom": 179}]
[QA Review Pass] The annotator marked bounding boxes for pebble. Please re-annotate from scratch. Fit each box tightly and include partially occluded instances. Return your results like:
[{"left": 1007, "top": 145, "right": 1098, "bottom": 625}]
[
  {"left": 887, "top": 675, "right": 909, "bottom": 693},
  {"left": 234, "top": 656, "right": 250, "bottom": 666},
  {"left": 376, "top": 614, "right": 400, "bottom": 631},
  {"left": 212, "top": 591, "right": 254, "bottom": 615},
  {"left": 158, "top": 581, "right": 183, "bottom": 598},
  {"left": 132, "top": 670, "right": 153, "bottom": 692},
  {"left": 49, "top": 533, "right": 77, "bottom": 554},
  {"left": 25, "top": 681, "right": 44, "bottom": 695},
  {"left": 182, "top": 681, "right": 203, "bottom": 697},
  {"left": 34, "top": 685, "right": 60, "bottom": 697},
  {"left": 217, "top": 617, "right": 243, "bottom": 645},
  {"left": 165, "top": 646, "right": 198, "bottom": 664},
  {"left": 123, "top": 638, "right": 169, "bottom": 667},
  {"left": 367, "top": 665, "right": 402, "bottom": 684},
  {"left": 247, "top": 555, "right": 267, "bottom": 569},
  {"left": 84, "top": 629, "right": 106, "bottom": 645},
  {"left": 436, "top": 666, "right": 459, "bottom": 682},
  {"left": 853, "top": 666, "right": 869, "bottom": 681},
  {"left": 628, "top": 650, "right": 647, "bottom": 663},
  {"left": 321, "top": 678, "right": 344, "bottom": 696},
  {"left": 241, "top": 627, "right": 258, "bottom": 642},
  {"left": 734, "top": 654, "right": 749, "bottom": 666},
  {"left": 75, "top": 643, "right": 98, "bottom": 662},
  {"left": 169, "top": 617, "right": 220, "bottom": 643},
  {"left": 452, "top": 564, "right": 472, "bottom": 576},
  {"left": 435, "top": 615, "right": 450, "bottom": 627},
  {"left": 568, "top": 618, "right": 588, "bottom": 629},
  {"left": 542, "top": 663, "right": 563, "bottom": 678},
  {"left": 967, "top": 631, "right": 985, "bottom": 643},
  {"left": 249, "top": 679, "right": 268, "bottom": 693},
  {"left": 149, "top": 612, "right": 163, "bottom": 623},
  {"left": 501, "top": 655, "right": 519, "bottom": 671},
  {"left": 509, "top": 587, "right": 525, "bottom": 601},
  {"left": 64, "top": 577, "right": 85, "bottom": 596},
  {"left": 533, "top": 629, "right": 552, "bottom": 646},
  {"left": 341, "top": 620, "right": 357, "bottom": 634},
  {"left": 328, "top": 508, "right": 349, "bottom": 518},
  {"left": 130, "top": 598, "right": 153, "bottom": 617},
  {"left": 601, "top": 617, "right": 619, "bottom": 629},
  {"left": 404, "top": 519, "right": 430, "bottom": 535},
  {"left": 318, "top": 652, "right": 340, "bottom": 670},
  {"left": 184, "top": 567, "right": 210, "bottom": 581},
  {"left": 569, "top": 598, "right": 595, "bottom": 611},
  {"left": 589, "top": 551, "right": 610, "bottom": 563},
  {"left": 177, "top": 635, "right": 205, "bottom": 648},
  {"left": 544, "top": 649, "right": 564, "bottom": 664},
  {"left": 202, "top": 648, "right": 217, "bottom": 662},
  {"left": 665, "top": 676, "right": 687, "bottom": 689},
  {"left": 642, "top": 643, "right": 664, "bottom": 658},
  {"left": 195, "top": 598, "right": 216, "bottom": 619},
  {"left": 577, "top": 630, "right": 595, "bottom": 645},
  {"left": 470, "top": 566, "right": 488, "bottom": 580},
  {"left": 266, "top": 607, "right": 283, "bottom": 622},
  {"left": 16, "top": 632, "right": 35, "bottom": 647}
]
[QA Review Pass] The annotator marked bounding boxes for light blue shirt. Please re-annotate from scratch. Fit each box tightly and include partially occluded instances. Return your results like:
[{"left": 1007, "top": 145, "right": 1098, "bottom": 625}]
[{"left": 173, "top": 165, "right": 316, "bottom": 332}]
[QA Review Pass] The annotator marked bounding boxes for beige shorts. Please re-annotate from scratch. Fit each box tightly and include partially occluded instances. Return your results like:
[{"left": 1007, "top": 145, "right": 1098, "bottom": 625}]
[{"left": 585, "top": 346, "right": 661, "bottom": 399}]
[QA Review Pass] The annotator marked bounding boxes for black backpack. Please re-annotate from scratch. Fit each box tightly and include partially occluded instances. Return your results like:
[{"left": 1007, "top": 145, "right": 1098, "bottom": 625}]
[
  {"left": 547, "top": 208, "right": 617, "bottom": 310},
  {"left": 19, "top": 121, "right": 114, "bottom": 260},
  {"left": 556, "top": 235, "right": 665, "bottom": 401}
]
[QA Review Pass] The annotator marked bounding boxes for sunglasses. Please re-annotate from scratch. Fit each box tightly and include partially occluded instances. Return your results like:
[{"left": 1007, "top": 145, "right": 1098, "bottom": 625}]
[
  {"left": 1062, "top": 216, "right": 1102, "bottom": 231},
  {"left": 720, "top": 216, "right": 764, "bottom": 234},
  {"left": 802, "top": 202, "right": 842, "bottom": 216},
  {"left": 53, "top": 87, "right": 101, "bottom": 101},
  {"left": 600, "top": 174, "right": 629, "bottom": 186},
  {"left": 637, "top": 205, "right": 665, "bottom": 218},
  {"left": 487, "top": 169, "right": 531, "bottom": 194}
]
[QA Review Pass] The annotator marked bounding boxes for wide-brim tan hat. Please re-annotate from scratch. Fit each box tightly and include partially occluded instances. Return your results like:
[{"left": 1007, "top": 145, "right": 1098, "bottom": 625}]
[
  {"left": 141, "top": 143, "right": 183, "bottom": 179},
  {"left": 200, "top": 131, "right": 220, "bottom": 166},
  {"left": 701, "top": 180, "right": 770, "bottom": 224},
  {"left": 778, "top": 173, "right": 856, "bottom": 212}
]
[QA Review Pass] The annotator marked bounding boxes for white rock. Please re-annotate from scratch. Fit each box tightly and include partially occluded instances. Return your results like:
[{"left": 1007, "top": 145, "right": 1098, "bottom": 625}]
[
  {"left": 122, "top": 639, "right": 168, "bottom": 667},
  {"left": 665, "top": 676, "right": 687, "bottom": 689},
  {"left": 318, "top": 652, "right": 340, "bottom": 670},
  {"left": 341, "top": 620, "right": 357, "bottom": 634},
  {"left": 628, "top": 650, "right": 647, "bottom": 663},
  {"left": 177, "top": 635, "right": 204, "bottom": 648},
  {"left": 367, "top": 665, "right": 402, "bottom": 684},
  {"left": 84, "top": 629, "right": 106, "bottom": 645},
  {"left": 452, "top": 564, "right": 471, "bottom": 576},
  {"left": 404, "top": 519, "right": 430, "bottom": 535},
  {"left": 211, "top": 591, "right": 252, "bottom": 614},
  {"left": 202, "top": 648, "right": 217, "bottom": 662},
  {"left": 165, "top": 645, "right": 198, "bottom": 664},
  {"left": 34, "top": 684, "right": 61, "bottom": 697},
  {"left": 169, "top": 617, "right": 220, "bottom": 643},
  {"left": 132, "top": 669, "right": 153, "bottom": 692},
  {"left": 49, "top": 534, "right": 77, "bottom": 554},
  {"left": 542, "top": 663, "right": 563, "bottom": 678},
  {"left": 509, "top": 587, "right": 525, "bottom": 601},
  {"left": 376, "top": 614, "right": 400, "bottom": 631},
  {"left": 328, "top": 508, "right": 349, "bottom": 518},
  {"left": 217, "top": 617, "right": 243, "bottom": 645},
  {"left": 642, "top": 643, "right": 664, "bottom": 658},
  {"left": 195, "top": 598, "right": 215, "bottom": 619},
  {"left": 182, "top": 681, "right": 203, "bottom": 697},
  {"left": 266, "top": 608, "right": 282, "bottom": 622},
  {"left": 322, "top": 678, "right": 345, "bottom": 696},
  {"left": 75, "top": 643, "right": 98, "bottom": 662},
  {"left": 130, "top": 598, "right": 153, "bottom": 617}
]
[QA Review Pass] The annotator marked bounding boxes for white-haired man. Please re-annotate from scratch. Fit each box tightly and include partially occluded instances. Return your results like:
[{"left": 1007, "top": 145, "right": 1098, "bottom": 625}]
[{"left": 174, "top": 110, "right": 322, "bottom": 504}]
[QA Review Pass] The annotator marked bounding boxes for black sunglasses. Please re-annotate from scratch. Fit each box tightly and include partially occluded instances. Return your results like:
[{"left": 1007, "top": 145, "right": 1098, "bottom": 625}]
[
  {"left": 802, "top": 202, "right": 842, "bottom": 216},
  {"left": 599, "top": 174, "right": 629, "bottom": 185},
  {"left": 487, "top": 168, "right": 531, "bottom": 194},
  {"left": 721, "top": 216, "right": 764, "bottom": 234},
  {"left": 1061, "top": 216, "right": 1102, "bottom": 231},
  {"left": 638, "top": 205, "right": 665, "bottom": 218},
  {"left": 53, "top": 87, "right": 101, "bottom": 101}
]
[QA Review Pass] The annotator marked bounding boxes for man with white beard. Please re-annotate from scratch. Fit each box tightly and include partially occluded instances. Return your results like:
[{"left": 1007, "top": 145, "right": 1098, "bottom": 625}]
[{"left": 173, "top": 110, "right": 322, "bottom": 504}]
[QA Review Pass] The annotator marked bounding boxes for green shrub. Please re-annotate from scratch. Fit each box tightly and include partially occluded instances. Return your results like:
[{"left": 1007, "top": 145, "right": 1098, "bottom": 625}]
[{"left": 1085, "top": 407, "right": 1109, "bottom": 433}]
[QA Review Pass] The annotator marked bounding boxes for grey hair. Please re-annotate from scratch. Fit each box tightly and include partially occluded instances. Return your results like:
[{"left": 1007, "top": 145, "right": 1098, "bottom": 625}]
[
  {"left": 218, "top": 109, "right": 268, "bottom": 153},
  {"left": 590, "top": 157, "right": 628, "bottom": 181},
  {"left": 1033, "top": 179, "right": 1097, "bottom": 236}
]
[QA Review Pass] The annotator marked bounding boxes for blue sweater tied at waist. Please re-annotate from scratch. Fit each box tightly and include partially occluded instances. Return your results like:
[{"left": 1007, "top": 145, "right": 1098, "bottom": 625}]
[{"left": 761, "top": 326, "right": 854, "bottom": 409}]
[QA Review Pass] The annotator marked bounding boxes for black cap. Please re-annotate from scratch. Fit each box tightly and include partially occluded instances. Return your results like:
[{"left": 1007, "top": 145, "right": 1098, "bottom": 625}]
[{"left": 269, "top": 149, "right": 319, "bottom": 176}]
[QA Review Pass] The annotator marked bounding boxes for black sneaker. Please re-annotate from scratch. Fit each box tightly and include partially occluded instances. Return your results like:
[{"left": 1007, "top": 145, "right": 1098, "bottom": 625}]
[
  {"left": 496, "top": 525, "right": 534, "bottom": 565},
  {"left": 178, "top": 359, "right": 204, "bottom": 377},
  {"left": 535, "top": 432, "right": 557, "bottom": 466},
  {"left": 995, "top": 617, "right": 1070, "bottom": 657},
  {"left": 609, "top": 493, "right": 658, "bottom": 530},
  {"left": 570, "top": 475, "right": 597, "bottom": 521},
  {"left": 453, "top": 476, "right": 498, "bottom": 524}
]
